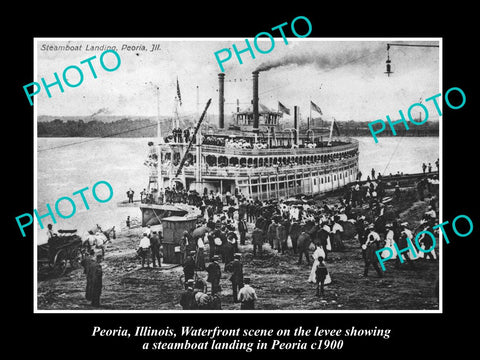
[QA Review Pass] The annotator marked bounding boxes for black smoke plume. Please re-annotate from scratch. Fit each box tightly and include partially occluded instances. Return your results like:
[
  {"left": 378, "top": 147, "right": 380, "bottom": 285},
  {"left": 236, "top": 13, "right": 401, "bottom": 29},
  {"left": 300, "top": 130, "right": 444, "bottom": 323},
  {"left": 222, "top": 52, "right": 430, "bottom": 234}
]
[{"left": 255, "top": 46, "right": 384, "bottom": 73}]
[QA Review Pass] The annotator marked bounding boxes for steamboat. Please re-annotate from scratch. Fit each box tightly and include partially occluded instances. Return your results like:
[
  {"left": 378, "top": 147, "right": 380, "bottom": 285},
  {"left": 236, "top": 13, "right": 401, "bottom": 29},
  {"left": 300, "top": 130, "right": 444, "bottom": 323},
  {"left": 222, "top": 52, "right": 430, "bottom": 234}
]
[{"left": 138, "top": 72, "right": 359, "bottom": 226}]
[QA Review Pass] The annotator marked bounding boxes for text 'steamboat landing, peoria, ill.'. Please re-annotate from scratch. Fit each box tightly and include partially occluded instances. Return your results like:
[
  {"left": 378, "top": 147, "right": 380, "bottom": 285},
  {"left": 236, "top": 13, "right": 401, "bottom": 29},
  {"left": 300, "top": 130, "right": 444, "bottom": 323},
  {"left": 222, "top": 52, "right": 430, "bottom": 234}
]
[{"left": 139, "top": 72, "right": 359, "bottom": 226}]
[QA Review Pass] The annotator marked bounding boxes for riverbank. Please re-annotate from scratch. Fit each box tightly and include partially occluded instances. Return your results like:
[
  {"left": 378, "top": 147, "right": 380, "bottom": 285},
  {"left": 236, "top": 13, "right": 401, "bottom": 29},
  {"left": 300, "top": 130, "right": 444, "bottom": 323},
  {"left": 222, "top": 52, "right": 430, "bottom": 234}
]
[{"left": 37, "top": 186, "right": 439, "bottom": 311}]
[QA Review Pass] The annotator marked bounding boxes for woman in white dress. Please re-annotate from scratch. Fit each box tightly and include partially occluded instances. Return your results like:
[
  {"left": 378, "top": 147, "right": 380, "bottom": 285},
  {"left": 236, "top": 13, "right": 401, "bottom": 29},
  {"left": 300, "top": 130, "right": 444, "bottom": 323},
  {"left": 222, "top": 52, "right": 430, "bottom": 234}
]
[
  {"left": 382, "top": 223, "right": 397, "bottom": 259},
  {"left": 308, "top": 244, "right": 332, "bottom": 284}
]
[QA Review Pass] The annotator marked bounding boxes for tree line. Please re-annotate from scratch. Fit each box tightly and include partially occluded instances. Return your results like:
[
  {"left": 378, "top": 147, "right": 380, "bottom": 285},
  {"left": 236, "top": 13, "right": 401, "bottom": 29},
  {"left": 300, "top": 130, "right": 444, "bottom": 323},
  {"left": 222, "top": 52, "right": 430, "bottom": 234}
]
[
  {"left": 38, "top": 118, "right": 160, "bottom": 138},
  {"left": 37, "top": 118, "right": 439, "bottom": 138}
]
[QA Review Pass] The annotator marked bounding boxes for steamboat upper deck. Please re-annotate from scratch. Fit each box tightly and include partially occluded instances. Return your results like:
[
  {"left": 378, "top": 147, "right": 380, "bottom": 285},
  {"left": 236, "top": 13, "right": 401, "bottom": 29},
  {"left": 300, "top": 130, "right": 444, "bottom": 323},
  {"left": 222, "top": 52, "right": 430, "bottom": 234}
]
[{"left": 143, "top": 71, "right": 360, "bottom": 201}]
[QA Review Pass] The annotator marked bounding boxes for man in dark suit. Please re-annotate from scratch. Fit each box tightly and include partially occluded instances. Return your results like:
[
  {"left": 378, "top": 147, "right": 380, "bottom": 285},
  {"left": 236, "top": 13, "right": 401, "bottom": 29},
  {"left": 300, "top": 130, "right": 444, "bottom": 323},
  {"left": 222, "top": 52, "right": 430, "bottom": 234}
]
[
  {"left": 180, "top": 279, "right": 197, "bottom": 310},
  {"left": 206, "top": 255, "right": 222, "bottom": 296},
  {"left": 183, "top": 251, "right": 196, "bottom": 282},
  {"left": 289, "top": 221, "right": 301, "bottom": 254},
  {"left": 238, "top": 200, "right": 247, "bottom": 221},
  {"left": 81, "top": 249, "right": 95, "bottom": 302},
  {"left": 255, "top": 212, "right": 267, "bottom": 232},
  {"left": 150, "top": 231, "right": 163, "bottom": 268},
  {"left": 317, "top": 226, "right": 330, "bottom": 261},
  {"left": 251, "top": 227, "right": 264, "bottom": 257},
  {"left": 230, "top": 253, "right": 244, "bottom": 302},
  {"left": 88, "top": 255, "right": 103, "bottom": 307},
  {"left": 238, "top": 218, "right": 248, "bottom": 246},
  {"left": 297, "top": 230, "right": 311, "bottom": 265}
]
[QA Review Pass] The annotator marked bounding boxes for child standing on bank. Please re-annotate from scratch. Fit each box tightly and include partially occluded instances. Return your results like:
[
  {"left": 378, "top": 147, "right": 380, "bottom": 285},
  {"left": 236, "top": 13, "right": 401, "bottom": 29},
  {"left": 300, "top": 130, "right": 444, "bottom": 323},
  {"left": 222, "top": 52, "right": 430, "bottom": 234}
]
[{"left": 315, "top": 256, "right": 329, "bottom": 297}]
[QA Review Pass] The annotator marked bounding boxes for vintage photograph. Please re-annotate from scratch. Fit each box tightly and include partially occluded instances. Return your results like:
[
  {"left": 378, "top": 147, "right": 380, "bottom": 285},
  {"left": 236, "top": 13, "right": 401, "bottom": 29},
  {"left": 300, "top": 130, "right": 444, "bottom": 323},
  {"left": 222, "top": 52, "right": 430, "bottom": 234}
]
[{"left": 34, "top": 38, "right": 441, "bottom": 312}]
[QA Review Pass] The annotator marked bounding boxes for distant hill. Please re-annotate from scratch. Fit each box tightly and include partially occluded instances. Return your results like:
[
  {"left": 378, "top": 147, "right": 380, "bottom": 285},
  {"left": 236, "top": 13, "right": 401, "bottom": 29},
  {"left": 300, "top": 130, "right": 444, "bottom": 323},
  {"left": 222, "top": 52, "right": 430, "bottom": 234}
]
[
  {"left": 38, "top": 115, "right": 160, "bottom": 123},
  {"left": 37, "top": 116, "right": 439, "bottom": 138},
  {"left": 38, "top": 117, "right": 179, "bottom": 138},
  {"left": 331, "top": 118, "right": 439, "bottom": 137},
  {"left": 306, "top": 117, "right": 439, "bottom": 137},
  {"left": 36, "top": 113, "right": 225, "bottom": 138}
]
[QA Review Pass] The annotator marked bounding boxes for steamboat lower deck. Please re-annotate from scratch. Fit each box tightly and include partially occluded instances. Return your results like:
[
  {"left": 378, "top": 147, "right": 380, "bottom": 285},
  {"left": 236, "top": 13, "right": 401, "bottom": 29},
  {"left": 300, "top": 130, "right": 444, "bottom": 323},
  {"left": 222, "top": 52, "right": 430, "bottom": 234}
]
[{"left": 149, "top": 136, "right": 359, "bottom": 201}]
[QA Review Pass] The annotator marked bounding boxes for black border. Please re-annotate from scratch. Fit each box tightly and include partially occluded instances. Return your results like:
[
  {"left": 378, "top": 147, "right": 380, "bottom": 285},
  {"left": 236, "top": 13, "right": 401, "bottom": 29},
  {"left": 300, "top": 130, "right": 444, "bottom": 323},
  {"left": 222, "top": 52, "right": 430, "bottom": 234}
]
[{"left": 9, "top": 6, "right": 478, "bottom": 357}]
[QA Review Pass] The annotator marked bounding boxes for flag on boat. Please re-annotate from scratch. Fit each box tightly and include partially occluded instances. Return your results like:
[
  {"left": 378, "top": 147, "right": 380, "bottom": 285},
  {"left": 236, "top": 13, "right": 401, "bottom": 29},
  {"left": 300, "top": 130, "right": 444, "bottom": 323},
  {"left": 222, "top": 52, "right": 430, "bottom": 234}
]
[
  {"left": 176, "top": 77, "right": 182, "bottom": 106},
  {"left": 259, "top": 103, "right": 273, "bottom": 112},
  {"left": 278, "top": 101, "right": 290, "bottom": 115},
  {"left": 310, "top": 101, "right": 323, "bottom": 115}
]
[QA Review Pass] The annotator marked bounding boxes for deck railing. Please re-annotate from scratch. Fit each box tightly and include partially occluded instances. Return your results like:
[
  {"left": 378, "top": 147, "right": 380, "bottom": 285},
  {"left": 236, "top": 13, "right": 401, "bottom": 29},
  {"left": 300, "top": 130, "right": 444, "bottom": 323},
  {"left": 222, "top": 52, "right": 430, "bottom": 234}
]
[
  {"left": 161, "top": 156, "right": 358, "bottom": 178},
  {"left": 200, "top": 138, "right": 358, "bottom": 156}
]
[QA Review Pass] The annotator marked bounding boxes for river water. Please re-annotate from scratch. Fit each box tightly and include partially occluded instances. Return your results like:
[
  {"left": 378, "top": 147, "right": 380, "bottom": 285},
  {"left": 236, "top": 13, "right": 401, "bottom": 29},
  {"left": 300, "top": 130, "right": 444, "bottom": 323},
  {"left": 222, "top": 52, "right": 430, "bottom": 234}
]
[{"left": 35, "top": 136, "right": 439, "bottom": 244}]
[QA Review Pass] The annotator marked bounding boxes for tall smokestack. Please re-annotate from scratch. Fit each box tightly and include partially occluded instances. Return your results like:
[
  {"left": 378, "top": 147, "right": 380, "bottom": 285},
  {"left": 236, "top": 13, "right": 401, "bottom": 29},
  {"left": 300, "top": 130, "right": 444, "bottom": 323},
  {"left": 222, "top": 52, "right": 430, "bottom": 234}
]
[
  {"left": 218, "top": 73, "right": 225, "bottom": 129},
  {"left": 252, "top": 71, "right": 259, "bottom": 130}
]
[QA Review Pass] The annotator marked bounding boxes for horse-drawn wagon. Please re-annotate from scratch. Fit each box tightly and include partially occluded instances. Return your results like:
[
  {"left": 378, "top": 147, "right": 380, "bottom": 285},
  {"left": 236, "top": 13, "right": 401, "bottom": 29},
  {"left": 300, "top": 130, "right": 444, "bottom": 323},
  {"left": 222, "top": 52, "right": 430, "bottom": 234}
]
[{"left": 37, "top": 229, "right": 84, "bottom": 277}]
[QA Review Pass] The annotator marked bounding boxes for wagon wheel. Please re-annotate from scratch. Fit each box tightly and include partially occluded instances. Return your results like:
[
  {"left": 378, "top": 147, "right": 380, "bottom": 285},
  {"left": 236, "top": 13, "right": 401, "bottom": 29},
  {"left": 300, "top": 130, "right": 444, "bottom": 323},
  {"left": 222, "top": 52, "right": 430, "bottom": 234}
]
[
  {"left": 69, "top": 247, "right": 82, "bottom": 269},
  {"left": 52, "top": 249, "right": 68, "bottom": 277}
]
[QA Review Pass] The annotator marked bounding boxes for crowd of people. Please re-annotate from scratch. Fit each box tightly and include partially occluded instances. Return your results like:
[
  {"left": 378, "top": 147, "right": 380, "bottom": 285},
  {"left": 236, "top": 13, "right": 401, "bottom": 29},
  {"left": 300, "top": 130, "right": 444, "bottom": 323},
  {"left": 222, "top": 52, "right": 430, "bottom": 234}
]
[
  {"left": 164, "top": 127, "right": 195, "bottom": 144},
  {"left": 74, "top": 173, "right": 438, "bottom": 310},
  {"left": 126, "top": 185, "right": 205, "bottom": 206},
  {"left": 203, "top": 135, "right": 356, "bottom": 151},
  {"left": 142, "top": 133, "right": 360, "bottom": 177},
  {"left": 117, "top": 162, "right": 439, "bottom": 311},
  {"left": 204, "top": 136, "right": 270, "bottom": 150},
  {"left": 137, "top": 228, "right": 164, "bottom": 268},
  {"left": 422, "top": 159, "right": 439, "bottom": 174},
  {"left": 166, "top": 177, "right": 439, "bottom": 310},
  {"left": 134, "top": 185, "right": 242, "bottom": 213},
  {"left": 225, "top": 138, "right": 253, "bottom": 149},
  {"left": 203, "top": 136, "right": 225, "bottom": 146},
  {"left": 119, "top": 158, "right": 440, "bottom": 310}
]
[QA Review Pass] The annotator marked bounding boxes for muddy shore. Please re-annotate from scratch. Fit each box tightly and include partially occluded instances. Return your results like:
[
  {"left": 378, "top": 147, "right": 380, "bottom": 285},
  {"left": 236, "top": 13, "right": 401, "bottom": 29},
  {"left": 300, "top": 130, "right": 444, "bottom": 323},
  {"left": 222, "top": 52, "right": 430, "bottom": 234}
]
[{"left": 37, "top": 189, "right": 439, "bottom": 311}]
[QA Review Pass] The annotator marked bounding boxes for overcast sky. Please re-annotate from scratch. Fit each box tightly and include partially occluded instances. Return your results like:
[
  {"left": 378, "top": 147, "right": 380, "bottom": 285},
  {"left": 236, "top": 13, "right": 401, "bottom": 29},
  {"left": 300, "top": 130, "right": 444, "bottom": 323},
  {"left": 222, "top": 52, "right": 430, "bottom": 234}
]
[{"left": 35, "top": 38, "right": 440, "bottom": 122}]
